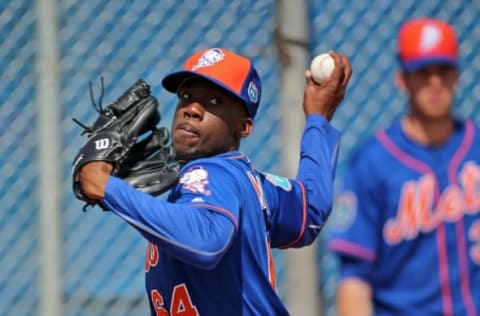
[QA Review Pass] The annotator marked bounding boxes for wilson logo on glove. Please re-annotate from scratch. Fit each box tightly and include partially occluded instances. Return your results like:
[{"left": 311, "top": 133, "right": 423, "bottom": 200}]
[{"left": 94, "top": 138, "right": 110, "bottom": 150}]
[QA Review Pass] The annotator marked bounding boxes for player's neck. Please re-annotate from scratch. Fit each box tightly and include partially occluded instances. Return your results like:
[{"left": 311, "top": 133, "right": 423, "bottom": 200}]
[{"left": 401, "top": 115, "right": 454, "bottom": 147}]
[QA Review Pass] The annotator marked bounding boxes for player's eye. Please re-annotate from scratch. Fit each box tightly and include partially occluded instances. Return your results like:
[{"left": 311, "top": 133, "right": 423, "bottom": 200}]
[
  {"left": 417, "top": 68, "right": 429, "bottom": 76},
  {"left": 209, "top": 97, "right": 219, "bottom": 105},
  {"left": 179, "top": 92, "right": 191, "bottom": 101}
]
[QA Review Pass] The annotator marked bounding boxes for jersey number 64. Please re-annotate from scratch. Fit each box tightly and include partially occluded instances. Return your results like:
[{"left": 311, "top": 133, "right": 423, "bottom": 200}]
[{"left": 151, "top": 284, "right": 199, "bottom": 316}]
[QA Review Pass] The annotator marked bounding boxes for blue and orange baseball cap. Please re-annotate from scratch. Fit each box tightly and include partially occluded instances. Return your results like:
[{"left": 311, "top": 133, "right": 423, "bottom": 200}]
[
  {"left": 162, "top": 48, "right": 262, "bottom": 119},
  {"left": 398, "top": 18, "right": 459, "bottom": 72}
]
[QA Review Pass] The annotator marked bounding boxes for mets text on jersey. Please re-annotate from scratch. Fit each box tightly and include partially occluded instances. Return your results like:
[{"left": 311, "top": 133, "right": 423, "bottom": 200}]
[{"left": 384, "top": 161, "right": 480, "bottom": 265}]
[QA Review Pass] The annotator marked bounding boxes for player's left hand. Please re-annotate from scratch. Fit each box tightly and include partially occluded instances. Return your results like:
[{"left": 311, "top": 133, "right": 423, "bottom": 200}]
[{"left": 303, "top": 51, "right": 352, "bottom": 120}]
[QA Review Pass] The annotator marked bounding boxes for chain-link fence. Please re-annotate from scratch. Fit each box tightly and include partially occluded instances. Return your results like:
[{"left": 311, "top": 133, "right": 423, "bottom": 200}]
[
  {"left": 0, "top": 0, "right": 39, "bottom": 314},
  {"left": 1, "top": 0, "right": 480, "bottom": 315}
]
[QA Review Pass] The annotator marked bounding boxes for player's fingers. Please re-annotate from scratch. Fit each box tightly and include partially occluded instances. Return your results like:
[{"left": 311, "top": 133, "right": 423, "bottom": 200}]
[
  {"left": 337, "top": 53, "right": 353, "bottom": 87},
  {"left": 329, "top": 52, "right": 351, "bottom": 87},
  {"left": 327, "top": 52, "right": 346, "bottom": 84},
  {"left": 304, "top": 69, "right": 313, "bottom": 83}
]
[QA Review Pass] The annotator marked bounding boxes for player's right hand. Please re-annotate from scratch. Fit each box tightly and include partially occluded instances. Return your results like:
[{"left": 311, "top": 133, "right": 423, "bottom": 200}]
[{"left": 302, "top": 51, "right": 352, "bottom": 120}]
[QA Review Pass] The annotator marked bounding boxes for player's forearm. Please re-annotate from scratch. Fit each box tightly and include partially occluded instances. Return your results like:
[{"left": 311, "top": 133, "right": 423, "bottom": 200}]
[
  {"left": 102, "top": 176, "right": 235, "bottom": 269},
  {"left": 296, "top": 115, "right": 340, "bottom": 233},
  {"left": 337, "top": 278, "right": 373, "bottom": 316}
]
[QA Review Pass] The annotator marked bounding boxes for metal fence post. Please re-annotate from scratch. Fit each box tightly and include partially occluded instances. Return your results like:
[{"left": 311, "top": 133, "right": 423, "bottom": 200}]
[
  {"left": 35, "top": 0, "right": 63, "bottom": 315},
  {"left": 276, "top": 0, "right": 321, "bottom": 315}
]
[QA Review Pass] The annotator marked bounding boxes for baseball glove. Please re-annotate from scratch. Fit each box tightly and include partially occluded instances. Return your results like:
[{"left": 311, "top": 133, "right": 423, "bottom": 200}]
[
  {"left": 72, "top": 78, "right": 180, "bottom": 203},
  {"left": 117, "top": 127, "right": 183, "bottom": 196}
]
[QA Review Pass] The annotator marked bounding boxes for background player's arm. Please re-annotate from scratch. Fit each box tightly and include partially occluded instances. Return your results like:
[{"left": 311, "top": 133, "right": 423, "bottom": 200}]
[
  {"left": 327, "top": 143, "right": 382, "bottom": 316},
  {"left": 333, "top": 249, "right": 376, "bottom": 316},
  {"left": 337, "top": 278, "right": 373, "bottom": 316}
]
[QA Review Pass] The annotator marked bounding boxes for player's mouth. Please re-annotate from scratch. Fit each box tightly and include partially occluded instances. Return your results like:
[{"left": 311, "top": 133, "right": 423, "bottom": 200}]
[
  {"left": 175, "top": 122, "right": 199, "bottom": 137},
  {"left": 427, "top": 91, "right": 447, "bottom": 105}
]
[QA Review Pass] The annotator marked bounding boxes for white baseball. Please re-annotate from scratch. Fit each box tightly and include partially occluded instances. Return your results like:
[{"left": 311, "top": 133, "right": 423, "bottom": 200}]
[{"left": 310, "top": 53, "right": 335, "bottom": 84}]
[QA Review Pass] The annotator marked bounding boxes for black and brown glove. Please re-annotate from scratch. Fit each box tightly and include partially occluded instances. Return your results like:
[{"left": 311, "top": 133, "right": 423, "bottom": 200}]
[{"left": 72, "top": 78, "right": 181, "bottom": 204}]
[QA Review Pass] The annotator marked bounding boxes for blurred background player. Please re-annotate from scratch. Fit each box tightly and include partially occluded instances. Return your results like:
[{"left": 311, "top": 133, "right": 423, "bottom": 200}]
[
  {"left": 328, "top": 17, "right": 480, "bottom": 315},
  {"left": 78, "top": 48, "right": 352, "bottom": 315}
]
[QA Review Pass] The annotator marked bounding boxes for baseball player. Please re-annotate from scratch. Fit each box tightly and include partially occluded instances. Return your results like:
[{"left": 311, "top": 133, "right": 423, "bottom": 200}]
[
  {"left": 328, "top": 18, "right": 480, "bottom": 315},
  {"left": 78, "top": 48, "right": 352, "bottom": 315}
]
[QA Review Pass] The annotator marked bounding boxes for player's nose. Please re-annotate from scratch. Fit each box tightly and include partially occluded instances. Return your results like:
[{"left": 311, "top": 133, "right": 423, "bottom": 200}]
[{"left": 181, "top": 102, "right": 204, "bottom": 121}]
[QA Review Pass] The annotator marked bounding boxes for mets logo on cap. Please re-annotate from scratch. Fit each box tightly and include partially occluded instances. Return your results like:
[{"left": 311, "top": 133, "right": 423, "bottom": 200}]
[
  {"left": 398, "top": 18, "right": 458, "bottom": 72},
  {"left": 248, "top": 81, "right": 259, "bottom": 104},
  {"left": 192, "top": 48, "right": 225, "bottom": 71},
  {"left": 419, "top": 24, "right": 445, "bottom": 53}
]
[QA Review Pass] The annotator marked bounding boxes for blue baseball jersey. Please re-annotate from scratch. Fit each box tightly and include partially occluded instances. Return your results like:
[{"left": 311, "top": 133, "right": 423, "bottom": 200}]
[
  {"left": 101, "top": 115, "right": 340, "bottom": 315},
  {"left": 328, "top": 119, "right": 480, "bottom": 316}
]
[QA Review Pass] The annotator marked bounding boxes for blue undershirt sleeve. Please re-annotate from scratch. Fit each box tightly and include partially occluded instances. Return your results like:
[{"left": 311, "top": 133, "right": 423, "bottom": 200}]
[{"left": 102, "top": 176, "right": 236, "bottom": 270}]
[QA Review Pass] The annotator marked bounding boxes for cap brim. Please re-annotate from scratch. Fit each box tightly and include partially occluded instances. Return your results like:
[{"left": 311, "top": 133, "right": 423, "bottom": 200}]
[
  {"left": 162, "top": 71, "right": 196, "bottom": 93},
  {"left": 162, "top": 71, "right": 246, "bottom": 106},
  {"left": 402, "top": 56, "right": 458, "bottom": 73},
  {"left": 162, "top": 70, "right": 259, "bottom": 119}
]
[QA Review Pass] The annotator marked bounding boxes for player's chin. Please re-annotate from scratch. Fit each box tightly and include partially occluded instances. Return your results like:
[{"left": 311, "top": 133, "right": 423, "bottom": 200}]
[{"left": 173, "top": 143, "right": 202, "bottom": 163}]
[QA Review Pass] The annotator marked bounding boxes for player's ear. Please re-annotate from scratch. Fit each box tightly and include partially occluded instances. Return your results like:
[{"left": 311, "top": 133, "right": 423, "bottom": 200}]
[
  {"left": 239, "top": 117, "right": 253, "bottom": 138},
  {"left": 395, "top": 70, "right": 407, "bottom": 91}
]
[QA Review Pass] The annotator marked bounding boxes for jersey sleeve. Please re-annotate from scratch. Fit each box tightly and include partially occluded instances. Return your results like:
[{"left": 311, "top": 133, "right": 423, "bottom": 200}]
[
  {"left": 327, "top": 142, "right": 384, "bottom": 272},
  {"left": 267, "top": 115, "right": 341, "bottom": 248},
  {"left": 101, "top": 160, "right": 241, "bottom": 270}
]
